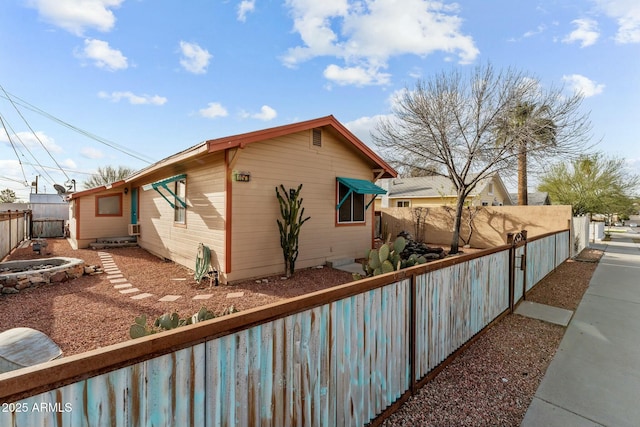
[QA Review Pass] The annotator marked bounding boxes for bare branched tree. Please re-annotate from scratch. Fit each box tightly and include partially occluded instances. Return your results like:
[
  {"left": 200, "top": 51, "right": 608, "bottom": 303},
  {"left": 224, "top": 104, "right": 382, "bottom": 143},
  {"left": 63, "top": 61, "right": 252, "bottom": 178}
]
[
  {"left": 373, "top": 63, "right": 592, "bottom": 253},
  {"left": 83, "top": 165, "right": 134, "bottom": 189}
]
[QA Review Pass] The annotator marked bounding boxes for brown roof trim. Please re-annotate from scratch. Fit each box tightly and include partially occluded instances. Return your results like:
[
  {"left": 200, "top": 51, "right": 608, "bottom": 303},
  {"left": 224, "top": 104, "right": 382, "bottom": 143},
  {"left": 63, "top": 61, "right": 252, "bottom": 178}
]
[
  {"left": 68, "top": 180, "right": 126, "bottom": 200},
  {"left": 207, "top": 115, "right": 397, "bottom": 178}
]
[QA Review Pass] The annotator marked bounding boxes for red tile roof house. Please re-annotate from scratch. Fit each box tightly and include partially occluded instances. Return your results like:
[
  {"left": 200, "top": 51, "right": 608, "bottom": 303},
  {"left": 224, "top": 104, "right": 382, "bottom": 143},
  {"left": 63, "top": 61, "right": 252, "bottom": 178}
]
[{"left": 67, "top": 116, "right": 396, "bottom": 283}]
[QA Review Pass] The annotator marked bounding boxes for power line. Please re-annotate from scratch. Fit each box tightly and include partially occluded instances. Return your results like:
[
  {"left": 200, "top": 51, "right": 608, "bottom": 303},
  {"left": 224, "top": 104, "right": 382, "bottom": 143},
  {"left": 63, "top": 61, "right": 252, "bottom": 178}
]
[
  {"left": 0, "top": 88, "right": 155, "bottom": 164},
  {"left": 1, "top": 85, "right": 71, "bottom": 182},
  {"left": 0, "top": 114, "right": 29, "bottom": 184}
]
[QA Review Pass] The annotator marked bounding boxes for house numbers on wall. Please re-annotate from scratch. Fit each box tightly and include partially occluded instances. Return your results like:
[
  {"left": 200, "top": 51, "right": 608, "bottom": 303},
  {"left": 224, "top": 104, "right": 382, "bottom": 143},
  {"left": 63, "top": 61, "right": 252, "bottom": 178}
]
[{"left": 234, "top": 171, "right": 251, "bottom": 182}]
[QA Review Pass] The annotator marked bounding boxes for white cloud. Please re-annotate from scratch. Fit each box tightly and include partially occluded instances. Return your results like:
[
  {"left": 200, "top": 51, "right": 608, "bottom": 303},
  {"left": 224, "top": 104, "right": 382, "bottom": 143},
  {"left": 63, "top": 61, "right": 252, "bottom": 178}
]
[
  {"left": 26, "top": 0, "right": 123, "bottom": 36},
  {"left": 323, "top": 64, "right": 391, "bottom": 86},
  {"left": 2, "top": 131, "right": 62, "bottom": 153},
  {"left": 61, "top": 158, "right": 78, "bottom": 169},
  {"left": 78, "top": 38, "right": 128, "bottom": 71},
  {"left": 80, "top": 147, "right": 105, "bottom": 159},
  {"left": 237, "top": 0, "right": 256, "bottom": 22},
  {"left": 179, "top": 41, "right": 212, "bottom": 74},
  {"left": 199, "top": 102, "right": 228, "bottom": 118},
  {"left": 562, "top": 74, "right": 605, "bottom": 97},
  {"left": 563, "top": 18, "right": 600, "bottom": 47},
  {"left": 282, "top": 0, "right": 478, "bottom": 86},
  {"left": 98, "top": 91, "right": 167, "bottom": 105},
  {"left": 593, "top": 0, "right": 640, "bottom": 43},
  {"left": 345, "top": 115, "right": 391, "bottom": 147},
  {"left": 248, "top": 105, "right": 277, "bottom": 121}
]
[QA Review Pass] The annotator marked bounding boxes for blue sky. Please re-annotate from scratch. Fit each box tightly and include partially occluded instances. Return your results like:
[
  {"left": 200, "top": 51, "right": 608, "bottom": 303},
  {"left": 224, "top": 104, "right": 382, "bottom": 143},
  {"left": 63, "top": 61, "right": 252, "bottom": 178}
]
[{"left": 1, "top": 0, "right": 639, "bottom": 200}]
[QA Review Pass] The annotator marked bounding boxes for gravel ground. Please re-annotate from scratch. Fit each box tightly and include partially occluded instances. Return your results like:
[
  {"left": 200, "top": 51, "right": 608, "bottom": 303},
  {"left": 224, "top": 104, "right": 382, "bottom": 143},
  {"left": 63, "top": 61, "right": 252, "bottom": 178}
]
[{"left": 1, "top": 239, "right": 602, "bottom": 426}]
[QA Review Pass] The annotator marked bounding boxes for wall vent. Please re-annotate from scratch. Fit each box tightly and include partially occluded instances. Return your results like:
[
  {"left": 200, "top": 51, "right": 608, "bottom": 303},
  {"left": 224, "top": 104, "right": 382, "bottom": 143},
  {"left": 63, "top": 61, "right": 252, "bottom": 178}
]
[{"left": 312, "top": 128, "right": 322, "bottom": 147}]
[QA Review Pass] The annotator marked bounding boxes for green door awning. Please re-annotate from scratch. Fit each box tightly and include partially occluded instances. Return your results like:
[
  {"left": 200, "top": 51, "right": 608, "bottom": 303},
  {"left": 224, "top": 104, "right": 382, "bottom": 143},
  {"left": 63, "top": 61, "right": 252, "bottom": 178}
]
[
  {"left": 141, "top": 174, "right": 187, "bottom": 209},
  {"left": 336, "top": 177, "right": 386, "bottom": 210}
]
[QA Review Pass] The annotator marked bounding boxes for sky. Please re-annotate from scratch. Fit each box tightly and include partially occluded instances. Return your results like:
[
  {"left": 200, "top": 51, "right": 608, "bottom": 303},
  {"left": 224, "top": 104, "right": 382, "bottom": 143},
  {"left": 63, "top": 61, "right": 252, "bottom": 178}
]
[{"left": 1, "top": 0, "right": 639, "bottom": 201}]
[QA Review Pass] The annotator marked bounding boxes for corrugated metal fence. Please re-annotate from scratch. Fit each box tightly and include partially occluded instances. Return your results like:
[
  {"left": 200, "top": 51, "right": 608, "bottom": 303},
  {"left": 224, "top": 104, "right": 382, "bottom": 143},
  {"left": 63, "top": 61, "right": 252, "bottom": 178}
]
[
  {"left": 0, "top": 229, "right": 570, "bottom": 426},
  {"left": 0, "top": 210, "right": 30, "bottom": 261}
]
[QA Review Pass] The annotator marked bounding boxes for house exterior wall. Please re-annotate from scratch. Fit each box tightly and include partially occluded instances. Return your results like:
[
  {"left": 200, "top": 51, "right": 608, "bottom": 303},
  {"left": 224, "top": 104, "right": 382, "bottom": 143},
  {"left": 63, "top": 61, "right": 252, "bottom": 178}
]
[
  {"left": 228, "top": 127, "right": 376, "bottom": 282},
  {"left": 69, "top": 188, "right": 130, "bottom": 248},
  {"left": 133, "top": 152, "right": 227, "bottom": 277}
]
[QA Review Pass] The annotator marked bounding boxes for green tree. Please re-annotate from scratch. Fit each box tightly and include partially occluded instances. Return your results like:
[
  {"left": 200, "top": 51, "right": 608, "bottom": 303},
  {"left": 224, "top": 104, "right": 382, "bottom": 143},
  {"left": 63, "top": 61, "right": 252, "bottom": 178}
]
[
  {"left": 538, "top": 154, "right": 640, "bottom": 216},
  {"left": 374, "top": 63, "right": 592, "bottom": 254},
  {"left": 0, "top": 188, "right": 17, "bottom": 203},
  {"left": 83, "top": 166, "right": 134, "bottom": 189},
  {"left": 495, "top": 102, "right": 557, "bottom": 205}
]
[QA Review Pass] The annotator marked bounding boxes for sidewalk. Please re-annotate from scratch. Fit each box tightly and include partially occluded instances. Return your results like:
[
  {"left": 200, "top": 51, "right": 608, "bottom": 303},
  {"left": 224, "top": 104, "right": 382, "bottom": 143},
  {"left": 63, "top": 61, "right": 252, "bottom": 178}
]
[{"left": 521, "top": 232, "right": 640, "bottom": 427}]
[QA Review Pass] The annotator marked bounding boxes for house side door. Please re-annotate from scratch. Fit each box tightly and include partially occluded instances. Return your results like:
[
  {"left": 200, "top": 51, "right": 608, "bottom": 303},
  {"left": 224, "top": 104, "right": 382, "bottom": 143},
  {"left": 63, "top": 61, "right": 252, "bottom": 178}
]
[{"left": 131, "top": 187, "right": 138, "bottom": 224}]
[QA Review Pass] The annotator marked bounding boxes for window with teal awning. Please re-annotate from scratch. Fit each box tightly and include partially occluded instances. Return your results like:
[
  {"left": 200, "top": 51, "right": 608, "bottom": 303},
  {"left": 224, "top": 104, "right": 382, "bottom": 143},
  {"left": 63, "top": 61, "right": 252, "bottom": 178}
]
[{"left": 336, "top": 177, "right": 386, "bottom": 224}]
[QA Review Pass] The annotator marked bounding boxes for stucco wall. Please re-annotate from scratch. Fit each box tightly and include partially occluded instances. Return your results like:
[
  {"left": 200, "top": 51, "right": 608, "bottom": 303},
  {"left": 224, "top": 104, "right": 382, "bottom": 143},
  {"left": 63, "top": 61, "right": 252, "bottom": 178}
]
[{"left": 380, "top": 205, "right": 573, "bottom": 248}]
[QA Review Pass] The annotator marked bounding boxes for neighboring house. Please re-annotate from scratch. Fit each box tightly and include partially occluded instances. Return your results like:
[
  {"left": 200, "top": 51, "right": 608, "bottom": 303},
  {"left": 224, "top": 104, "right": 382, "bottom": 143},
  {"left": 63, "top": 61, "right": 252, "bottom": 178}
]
[
  {"left": 67, "top": 116, "right": 396, "bottom": 283},
  {"left": 375, "top": 173, "right": 512, "bottom": 209},
  {"left": 508, "top": 192, "right": 551, "bottom": 206}
]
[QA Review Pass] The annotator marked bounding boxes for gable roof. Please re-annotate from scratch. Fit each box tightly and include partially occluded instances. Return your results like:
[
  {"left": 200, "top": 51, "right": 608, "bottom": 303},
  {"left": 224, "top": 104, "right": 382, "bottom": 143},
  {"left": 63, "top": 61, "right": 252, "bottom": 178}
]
[
  {"left": 70, "top": 115, "right": 396, "bottom": 200},
  {"left": 381, "top": 173, "right": 507, "bottom": 199},
  {"left": 206, "top": 115, "right": 396, "bottom": 178}
]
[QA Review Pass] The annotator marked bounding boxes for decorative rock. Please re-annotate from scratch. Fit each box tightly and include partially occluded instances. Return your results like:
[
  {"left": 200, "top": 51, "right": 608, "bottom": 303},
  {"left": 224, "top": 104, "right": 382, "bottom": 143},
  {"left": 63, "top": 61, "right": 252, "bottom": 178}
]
[
  {"left": 50, "top": 271, "right": 68, "bottom": 283},
  {"left": 2, "top": 287, "right": 18, "bottom": 294},
  {"left": 29, "top": 276, "right": 47, "bottom": 285},
  {"left": 15, "top": 282, "right": 31, "bottom": 290}
]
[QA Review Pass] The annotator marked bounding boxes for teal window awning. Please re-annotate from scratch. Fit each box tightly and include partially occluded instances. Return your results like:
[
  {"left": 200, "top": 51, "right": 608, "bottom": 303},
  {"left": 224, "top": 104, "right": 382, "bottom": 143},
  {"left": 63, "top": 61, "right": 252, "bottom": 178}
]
[
  {"left": 336, "top": 177, "right": 386, "bottom": 210},
  {"left": 141, "top": 174, "right": 187, "bottom": 209}
]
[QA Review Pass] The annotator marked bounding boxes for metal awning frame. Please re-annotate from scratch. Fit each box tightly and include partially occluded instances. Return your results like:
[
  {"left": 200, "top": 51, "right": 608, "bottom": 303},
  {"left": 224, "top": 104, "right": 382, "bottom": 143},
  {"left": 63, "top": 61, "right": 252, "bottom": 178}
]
[{"left": 141, "top": 174, "right": 187, "bottom": 209}]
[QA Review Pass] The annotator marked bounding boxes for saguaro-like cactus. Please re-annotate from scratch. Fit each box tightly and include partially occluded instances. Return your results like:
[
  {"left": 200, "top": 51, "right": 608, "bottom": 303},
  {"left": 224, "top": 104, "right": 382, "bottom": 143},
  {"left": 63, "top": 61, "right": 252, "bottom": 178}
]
[{"left": 276, "top": 184, "right": 311, "bottom": 277}]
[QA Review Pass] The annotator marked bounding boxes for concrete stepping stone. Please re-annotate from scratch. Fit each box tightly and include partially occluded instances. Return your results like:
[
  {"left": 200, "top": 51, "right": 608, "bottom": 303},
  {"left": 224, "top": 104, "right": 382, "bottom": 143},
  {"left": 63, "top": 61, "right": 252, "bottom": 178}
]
[
  {"left": 515, "top": 301, "right": 574, "bottom": 326},
  {"left": 226, "top": 292, "right": 245, "bottom": 299},
  {"left": 110, "top": 278, "right": 128, "bottom": 283},
  {"left": 131, "top": 293, "right": 153, "bottom": 300},
  {"left": 114, "top": 284, "right": 132, "bottom": 289},
  {"left": 107, "top": 274, "right": 124, "bottom": 279},
  {"left": 104, "top": 269, "right": 121, "bottom": 274},
  {"left": 193, "top": 294, "right": 213, "bottom": 300},
  {"left": 158, "top": 295, "right": 182, "bottom": 302},
  {"left": 119, "top": 288, "right": 140, "bottom": 294}
]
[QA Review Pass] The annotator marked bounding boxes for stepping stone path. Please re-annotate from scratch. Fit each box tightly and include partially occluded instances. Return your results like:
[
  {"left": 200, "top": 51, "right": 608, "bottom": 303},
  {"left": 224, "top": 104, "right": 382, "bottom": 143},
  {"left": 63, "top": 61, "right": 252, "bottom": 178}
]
[{"left": 97, "top": 252, "right": 235, "bottom": 302}]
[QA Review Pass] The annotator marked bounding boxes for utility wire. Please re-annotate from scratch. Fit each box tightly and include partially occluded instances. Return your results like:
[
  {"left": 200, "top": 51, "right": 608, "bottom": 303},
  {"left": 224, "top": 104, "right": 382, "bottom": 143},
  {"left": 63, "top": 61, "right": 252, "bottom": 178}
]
[
  {"left": 0, "top": 114, "right": 29, "bottom": 185},
  {"left": 0, "top": 89, "right": 155, "bottom": 164},
  {"left": 0, "top": 111, "right": 56, "bottom": 186},
  {"left": 1, "top": 85, "right": 71, "bottom": 182}
]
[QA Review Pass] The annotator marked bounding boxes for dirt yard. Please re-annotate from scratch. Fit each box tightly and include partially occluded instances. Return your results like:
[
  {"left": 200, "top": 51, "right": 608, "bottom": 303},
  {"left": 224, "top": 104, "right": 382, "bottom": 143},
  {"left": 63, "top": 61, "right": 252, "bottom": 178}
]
[{"left": 0, "top": 238, "right": 354, "bottom": 356}]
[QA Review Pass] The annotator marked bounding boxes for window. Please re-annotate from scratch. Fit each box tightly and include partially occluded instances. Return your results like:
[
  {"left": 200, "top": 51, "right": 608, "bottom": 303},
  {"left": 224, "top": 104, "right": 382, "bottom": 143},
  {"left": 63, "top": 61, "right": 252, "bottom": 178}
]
[
  {"left": 174, "top": 178, "right": 186, "bottom": 224},
  {"left": 396, "top": 200, "right": 411, "bottom": 207},
  {"left": 487, "top": 183, "right": 494, "bottom": 195},
  {"left": 96, "top": 194, "right": 122, "bottom": 216},
  {"left": 338, "top": 181, "right": 365, "bottom": 223}
]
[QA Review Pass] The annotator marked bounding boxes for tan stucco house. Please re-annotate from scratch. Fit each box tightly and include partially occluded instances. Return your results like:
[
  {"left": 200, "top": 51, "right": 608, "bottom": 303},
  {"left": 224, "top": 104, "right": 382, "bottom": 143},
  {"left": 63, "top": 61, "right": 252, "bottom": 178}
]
[
  {"left": 68, "top": 116, "right": 396, "bottom": 283},
  {"left": 375, "top": 173, "right": 512, "bottom": 209}
]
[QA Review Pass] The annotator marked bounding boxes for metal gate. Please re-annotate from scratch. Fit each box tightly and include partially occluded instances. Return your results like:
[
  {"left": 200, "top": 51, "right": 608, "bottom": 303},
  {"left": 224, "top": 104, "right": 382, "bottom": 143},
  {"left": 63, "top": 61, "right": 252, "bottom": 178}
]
[
  {"left": 508, "top": 230, "right": 528, "bottom": 310},
  {"left": 31, "top": 219, "right": 65, "bottom": 238}
]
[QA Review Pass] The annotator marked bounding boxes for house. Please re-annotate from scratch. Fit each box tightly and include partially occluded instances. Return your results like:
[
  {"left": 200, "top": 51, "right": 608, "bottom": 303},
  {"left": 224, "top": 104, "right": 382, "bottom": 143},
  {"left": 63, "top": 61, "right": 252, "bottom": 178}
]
[
  {"left": 508, "top": 192, "right": 552, "bottom": 206},
  {"left": 67, "top": 116, "right": 396, "bottom": 283},
  {"left": 375, "top": 173, "right": 512, "bottom": 209}
]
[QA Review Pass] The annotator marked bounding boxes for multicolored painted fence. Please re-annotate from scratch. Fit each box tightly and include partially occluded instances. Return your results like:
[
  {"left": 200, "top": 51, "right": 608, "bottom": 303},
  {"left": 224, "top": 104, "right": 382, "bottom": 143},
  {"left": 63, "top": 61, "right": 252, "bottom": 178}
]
[{"left": 0, "top": 229, "right": 569, "bottom": 426}]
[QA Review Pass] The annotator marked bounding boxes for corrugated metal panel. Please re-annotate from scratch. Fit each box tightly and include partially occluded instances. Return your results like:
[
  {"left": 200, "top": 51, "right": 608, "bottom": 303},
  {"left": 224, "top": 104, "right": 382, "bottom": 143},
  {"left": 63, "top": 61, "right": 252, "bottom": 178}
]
[
  {"left": 32, "top": 219, "right": 65, "bottom": 238},
  {"left": 414, "top": 250, "right": 510, "bottom": 379}
]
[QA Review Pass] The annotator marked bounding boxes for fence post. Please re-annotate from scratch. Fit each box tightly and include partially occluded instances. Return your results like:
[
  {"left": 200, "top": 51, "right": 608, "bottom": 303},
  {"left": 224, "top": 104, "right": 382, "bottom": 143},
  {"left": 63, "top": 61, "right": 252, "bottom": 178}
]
[
  {"left": 409, "top": 272, "right": 417, "bottom": 395},
  {"left": 507, "top": 232, "right": 515, "bottom": 312}
]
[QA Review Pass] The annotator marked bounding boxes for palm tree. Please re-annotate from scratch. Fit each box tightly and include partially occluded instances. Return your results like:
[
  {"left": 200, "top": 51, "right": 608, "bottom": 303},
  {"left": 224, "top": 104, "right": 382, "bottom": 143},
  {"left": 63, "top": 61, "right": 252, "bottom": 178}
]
[{"left": 496, "top": 103, "right": 557, "bottom": 205}]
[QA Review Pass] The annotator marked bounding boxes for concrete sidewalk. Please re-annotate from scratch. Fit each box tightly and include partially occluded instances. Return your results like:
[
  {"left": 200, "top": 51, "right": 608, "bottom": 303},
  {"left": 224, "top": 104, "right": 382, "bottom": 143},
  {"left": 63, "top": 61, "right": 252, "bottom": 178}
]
[{"left": 521, "top": 233, "right": 640, "bottom": 427}]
